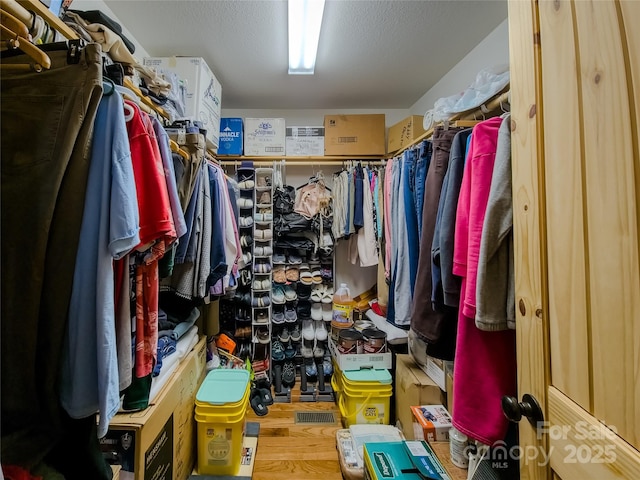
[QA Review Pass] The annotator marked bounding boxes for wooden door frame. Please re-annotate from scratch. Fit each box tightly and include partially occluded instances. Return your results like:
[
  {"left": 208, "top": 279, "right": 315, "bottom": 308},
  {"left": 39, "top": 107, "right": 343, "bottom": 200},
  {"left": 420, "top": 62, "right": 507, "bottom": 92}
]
[{"left": 509, "top": 1, "right": 550, "bottom": 479}]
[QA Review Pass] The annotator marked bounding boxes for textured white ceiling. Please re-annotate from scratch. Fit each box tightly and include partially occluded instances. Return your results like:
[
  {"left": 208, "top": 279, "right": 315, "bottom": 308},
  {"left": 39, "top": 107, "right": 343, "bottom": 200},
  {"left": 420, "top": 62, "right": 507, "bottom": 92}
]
[{"left": 105, "top": 0, "right": 508, "bottom": 110}]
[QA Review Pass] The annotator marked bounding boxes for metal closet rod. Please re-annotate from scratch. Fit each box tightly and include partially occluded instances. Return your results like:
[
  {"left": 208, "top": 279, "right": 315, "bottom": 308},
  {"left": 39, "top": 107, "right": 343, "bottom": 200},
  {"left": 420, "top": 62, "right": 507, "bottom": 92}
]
[{"left": 218, "top": 158, "right": 387, "bottom": 167}]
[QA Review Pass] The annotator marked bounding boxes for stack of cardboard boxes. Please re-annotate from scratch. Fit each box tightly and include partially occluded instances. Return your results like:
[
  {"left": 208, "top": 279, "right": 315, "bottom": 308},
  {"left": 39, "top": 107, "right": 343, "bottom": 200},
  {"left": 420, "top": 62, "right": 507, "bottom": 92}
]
[{"left": 217, "top": 114, "right": 388, "bottom": 157}]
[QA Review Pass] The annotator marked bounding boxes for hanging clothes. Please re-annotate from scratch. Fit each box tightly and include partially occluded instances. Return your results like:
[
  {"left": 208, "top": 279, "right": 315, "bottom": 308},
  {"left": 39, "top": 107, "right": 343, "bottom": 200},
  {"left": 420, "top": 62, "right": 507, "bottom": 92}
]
[
  {"left": 410, "top": 126, "right": 467, "bottom": 360},
  {"left": 1, "top": 41, "right": 111, "bottom": 479},
  {"left": 451, "top": 116, "right": 516, "bottom": 445},
  {"left": 431, "top": 128, "right": 473, "bottom": 311},
  {"left": 476, "top": 113, "right": 516, "bottom": 331},
  {"left": 59, "top": 88, "right": 141, "bottom": 438}
]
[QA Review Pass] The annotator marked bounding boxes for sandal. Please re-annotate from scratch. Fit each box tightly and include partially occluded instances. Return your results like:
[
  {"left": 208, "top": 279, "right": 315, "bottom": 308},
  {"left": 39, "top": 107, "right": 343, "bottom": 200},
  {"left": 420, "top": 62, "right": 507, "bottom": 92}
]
[
  {"left": 299, "top": 270, "right": 313, "bottom": 285},
  {"left": 310, "top": 285, "right": 324, "bottom": 303},
  {"left": 258, "top": 387, "right": 274, "bottom": 406},
  {"left": 273, "top": 267, "right": 286, "bottom": 284},
  {"left": 321, "top": 286, "right": 333, "bottom": 304},
  {"left": 285, "top": 266, "right": 299, "bottom": 282},
  {"left": 311, "top": 270, "right": 322, "bottom": 284},
  {"left": 250, "top": 391, "right": 268, "bottom": 416}
]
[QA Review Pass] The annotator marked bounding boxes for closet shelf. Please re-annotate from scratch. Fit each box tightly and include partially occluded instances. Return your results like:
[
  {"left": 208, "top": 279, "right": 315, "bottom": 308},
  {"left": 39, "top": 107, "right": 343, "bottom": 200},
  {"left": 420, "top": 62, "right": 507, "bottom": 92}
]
[
  {"left": 16, "top": 0, "right": 79, "bottom": 40},
  {"left": 387, "top": 89, "right": 511, "bottom": 157},
  {"left": 218, "top": 155, "right": 386, "bottom": 167}
]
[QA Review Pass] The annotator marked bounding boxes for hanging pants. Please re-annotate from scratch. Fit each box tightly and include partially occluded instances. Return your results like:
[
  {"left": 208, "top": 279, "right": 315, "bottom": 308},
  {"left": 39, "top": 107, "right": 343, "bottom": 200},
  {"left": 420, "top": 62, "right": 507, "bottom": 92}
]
[{"left": 1, "top": 42, "right": 111, "bottom": 479}]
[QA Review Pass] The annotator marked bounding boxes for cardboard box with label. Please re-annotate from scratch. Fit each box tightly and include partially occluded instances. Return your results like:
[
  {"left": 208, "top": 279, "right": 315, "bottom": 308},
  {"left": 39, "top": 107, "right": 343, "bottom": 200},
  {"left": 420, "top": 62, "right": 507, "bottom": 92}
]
[
  {"left": 363, "top": 441, "right": 451, "bottom": 480},
  {"left": 143, "top": 57, "right": 222, "bottom": 149},
  {"left": 387, "top": 115, "right": 427, "bottom": 153},
  {"left": 418, "top": 356, "right": 453, "bottom": 392},
  {"left": 411, "top": 405, "right": 452, "bottom": 443},
  {"left": 395, "top": 355, "right": 445, "bottom": 440},
  {"left": 244, "top": 118, "right": 286, "bottom": 156},
  {"left": 101, "top": 337, "right": 207, "bottom": 480},
  {"left": 218, "top": 118, "right": 243, "bottom": 155},
  {"left": 285, "top": 126, "right": 325, "bottom": 156},
  {"left": 324, "top": 114, "right": 386, "bottom": 156}
]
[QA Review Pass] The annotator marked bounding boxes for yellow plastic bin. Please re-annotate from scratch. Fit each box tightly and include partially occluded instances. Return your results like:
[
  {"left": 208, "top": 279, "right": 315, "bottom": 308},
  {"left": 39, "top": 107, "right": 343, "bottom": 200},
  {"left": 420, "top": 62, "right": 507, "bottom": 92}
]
[
  {"left": 195, "top": 369, "right": 250, "bottom": 475},
  {"left": 338, "top": 369, "right": 392, "bottom": 427}
]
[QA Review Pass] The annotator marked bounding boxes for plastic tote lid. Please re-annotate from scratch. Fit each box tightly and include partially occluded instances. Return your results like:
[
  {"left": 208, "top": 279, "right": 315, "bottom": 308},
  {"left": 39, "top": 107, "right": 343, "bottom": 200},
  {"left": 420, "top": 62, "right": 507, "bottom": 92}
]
[
  {"left": 196, "top": 369, "right": 250, "bottom": 405},
  {"left": 343, "top": 368, "right": 392, "bottom": 384}
]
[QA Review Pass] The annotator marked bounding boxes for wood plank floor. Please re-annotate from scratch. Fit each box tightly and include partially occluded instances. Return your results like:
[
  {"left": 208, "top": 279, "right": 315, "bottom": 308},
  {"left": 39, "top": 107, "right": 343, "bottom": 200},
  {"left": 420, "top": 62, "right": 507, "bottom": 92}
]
[
  {"left": 244, "top": 383, "right": 468, "bottom": 480},
  {"left": 246, "top": 384, "right": 344, "bottom": 480}
]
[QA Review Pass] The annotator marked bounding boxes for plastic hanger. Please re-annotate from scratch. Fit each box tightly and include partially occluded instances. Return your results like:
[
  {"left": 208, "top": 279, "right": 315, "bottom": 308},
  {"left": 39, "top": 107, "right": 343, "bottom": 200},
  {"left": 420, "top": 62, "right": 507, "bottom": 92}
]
[
  {"left": 0, "top": 9, "right": 51, "bottom": 72},
  {"left": 102, "top": 78, "right": 115, "bottom": 96},
  {"left": 169, "top": 139, "right": 189, "bottom": 161},
  {"left": 115, "top": 84, "right": 140, "bottom": 105}
]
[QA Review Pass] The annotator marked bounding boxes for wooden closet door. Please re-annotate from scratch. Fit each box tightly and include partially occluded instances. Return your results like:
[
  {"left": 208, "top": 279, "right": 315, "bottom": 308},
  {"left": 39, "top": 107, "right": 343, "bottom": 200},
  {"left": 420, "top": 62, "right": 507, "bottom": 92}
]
[{"left": 509, "top": 0, "right": 640, "bottom": 479}]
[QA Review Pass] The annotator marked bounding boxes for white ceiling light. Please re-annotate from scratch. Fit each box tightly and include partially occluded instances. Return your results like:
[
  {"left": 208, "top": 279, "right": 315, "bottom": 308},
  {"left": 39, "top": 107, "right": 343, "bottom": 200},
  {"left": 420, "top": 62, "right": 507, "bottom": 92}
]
[{"left": 288, "top": 0, "right": 325, "bottom": 75}]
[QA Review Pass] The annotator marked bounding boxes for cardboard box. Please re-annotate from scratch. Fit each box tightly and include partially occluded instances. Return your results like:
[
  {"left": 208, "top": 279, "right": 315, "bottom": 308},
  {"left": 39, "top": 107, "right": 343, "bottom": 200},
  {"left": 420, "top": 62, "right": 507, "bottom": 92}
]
[
  {"left": 418, "top": 356, "right": 453, "bottom": 392},
  {"left": 101, "top": 337, "right": 207, "bottom": 480},
  {"left": 285, "top": 126, "right": 325, "bottom": 156},
  {"left": 328, "top": 338, "right": 392, "bottom": 371},
  {"left": 395, "top": 355, "right": 446, "bottom": 440},
  {"left": 363, "top": 441, "right": 451, "bottom": 480},
  {"left": 387, "top": 115, "right": 427, "bottom": 153},
  {"left": 411, "top": 405, "right": 452, "bottom": 443},
  {"left": 244, "top": 118, "right": 286, "bottom": 156},
  {"left": 218, "top": 118, "right": 243, "bottom": 155},
  {"left": 143, "top": 57, "right": 222, "bottom": 149},
  {"left": 324, "top": 114, "right": 386, "bottom": 156}
]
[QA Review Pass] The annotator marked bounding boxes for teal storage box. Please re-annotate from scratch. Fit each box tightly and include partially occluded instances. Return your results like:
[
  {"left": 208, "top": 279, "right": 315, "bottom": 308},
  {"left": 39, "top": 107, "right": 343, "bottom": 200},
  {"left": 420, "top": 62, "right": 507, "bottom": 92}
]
[
  {"left": 219, "top": 118, "right": 243, "bottom": 155},
  {"left": 363, "top": 441, "right": 451, "bottom": 480}
]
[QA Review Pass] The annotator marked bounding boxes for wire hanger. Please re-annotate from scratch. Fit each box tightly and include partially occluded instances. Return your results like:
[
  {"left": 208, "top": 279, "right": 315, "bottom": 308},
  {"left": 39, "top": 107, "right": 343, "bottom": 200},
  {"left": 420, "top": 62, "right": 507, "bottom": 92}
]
[{"left": 0, "top": 9, "right": 51, "bottom": 72}]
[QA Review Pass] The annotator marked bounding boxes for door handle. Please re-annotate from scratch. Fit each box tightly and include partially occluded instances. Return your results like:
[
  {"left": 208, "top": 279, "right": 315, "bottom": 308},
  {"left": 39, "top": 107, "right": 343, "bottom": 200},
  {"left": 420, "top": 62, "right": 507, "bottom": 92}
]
[{"left": 502, "top": 393, "right": 544, "bottom": 427}]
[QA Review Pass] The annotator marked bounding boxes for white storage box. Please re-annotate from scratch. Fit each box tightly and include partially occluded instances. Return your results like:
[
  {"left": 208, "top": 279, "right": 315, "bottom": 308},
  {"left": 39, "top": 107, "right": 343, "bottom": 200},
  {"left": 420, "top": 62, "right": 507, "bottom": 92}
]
[
  {"left": 244, "top": 118, "right": 285, "bottom": 156},
  {"left": 143, "top": 56, "right": 222, "bottom": 149},
  {"left": 329, "top": 338, "right": 392, "bottom": 371},
  {"left": 285, "top": 126, "right": 325, "bottom": 156}
]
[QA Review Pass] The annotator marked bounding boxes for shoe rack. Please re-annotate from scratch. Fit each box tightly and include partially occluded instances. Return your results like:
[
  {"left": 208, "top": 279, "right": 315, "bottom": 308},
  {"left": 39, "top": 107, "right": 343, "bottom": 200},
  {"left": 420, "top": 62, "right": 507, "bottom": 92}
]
[
  {"left": 271, "top": 181, "right": 335, "bottom": 402},
  {"left": 234, "top": 166, "right": 256, "bottom": 361},
  {"left": 251, "top": 168, "right": 274, "bottom": 378}
]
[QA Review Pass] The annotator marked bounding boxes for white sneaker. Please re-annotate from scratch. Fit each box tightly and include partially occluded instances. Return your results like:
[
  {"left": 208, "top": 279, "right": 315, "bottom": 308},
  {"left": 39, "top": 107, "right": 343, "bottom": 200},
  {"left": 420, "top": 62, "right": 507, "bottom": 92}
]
[
  {"left": 314, "top": 320, "right": 328, "bottom": 341},
  {"left": 302, "top": 319, "right": 315, "bottom": 341},
  {"left": 311, "top": 303, "right": 322, "bottom": 321}
]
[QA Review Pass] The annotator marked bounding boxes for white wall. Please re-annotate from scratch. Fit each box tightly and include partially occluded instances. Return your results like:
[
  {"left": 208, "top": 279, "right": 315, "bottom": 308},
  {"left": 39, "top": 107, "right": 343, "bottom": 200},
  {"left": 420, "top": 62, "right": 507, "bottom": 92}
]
[{"left": 410, "top": 19, "right": 509, "bottom": 116}]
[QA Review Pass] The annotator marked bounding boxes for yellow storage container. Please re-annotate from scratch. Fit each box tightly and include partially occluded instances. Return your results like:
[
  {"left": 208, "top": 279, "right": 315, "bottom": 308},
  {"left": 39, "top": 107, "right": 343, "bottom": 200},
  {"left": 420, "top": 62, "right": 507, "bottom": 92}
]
[
  {"left": 195, "top": 369, "right": 250, "bottom": 475},
  {"left": 338, "top": 369, "right": 392, "bottom": 427}
]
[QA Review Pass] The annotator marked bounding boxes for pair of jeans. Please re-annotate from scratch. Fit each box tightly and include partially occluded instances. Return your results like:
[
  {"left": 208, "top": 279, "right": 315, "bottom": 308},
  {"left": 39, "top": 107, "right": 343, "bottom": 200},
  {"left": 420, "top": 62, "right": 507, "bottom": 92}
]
[
  {"left": 401, "top": 149, "right": 419, "bottom": 298},
  {"left": 1, "top": 42, "right": 111, "bottom": 479},
  {"left": 414, "top": 141, "right": 432, "bottom": 239}
]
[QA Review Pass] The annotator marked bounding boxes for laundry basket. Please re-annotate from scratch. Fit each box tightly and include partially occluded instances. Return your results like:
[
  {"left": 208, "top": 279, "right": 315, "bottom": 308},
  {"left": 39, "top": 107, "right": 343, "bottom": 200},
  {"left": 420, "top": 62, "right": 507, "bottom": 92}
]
[
  {"left": 338, "top": 369, "right": 392, "bottom": 427},
  {"left": 195, "top": 369, "right": 251, "bottom": 475}
]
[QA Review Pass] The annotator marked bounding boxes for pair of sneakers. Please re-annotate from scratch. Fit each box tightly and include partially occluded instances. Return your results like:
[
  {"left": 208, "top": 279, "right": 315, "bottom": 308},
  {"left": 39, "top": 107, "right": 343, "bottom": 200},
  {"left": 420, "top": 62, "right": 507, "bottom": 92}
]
[
  {"left": 238, "top": 177, "right": 255, "bottom": 190},
  {"left": 253, "top": 262, "right": 271, "bottom": 273},
  {"left": 254, "top": 228, "right": 273, "bottom": 240},
  {"left": 253, "top": 245, "right": 273, "bottom": 256},
  {"left": 253, "top": 278, "right": 271, "bottom": 290},
  {"left": 239, "top": 216, "right": 253, "bottom": 228},
  {"left": 237, "top": 197, "right": 253, "bottom": 209},
  {"left": 301, "top": 319, "right": 328, "bottom": 342},
  {"left": 252, "top": 294, "right": 270, "bottom": 307}
]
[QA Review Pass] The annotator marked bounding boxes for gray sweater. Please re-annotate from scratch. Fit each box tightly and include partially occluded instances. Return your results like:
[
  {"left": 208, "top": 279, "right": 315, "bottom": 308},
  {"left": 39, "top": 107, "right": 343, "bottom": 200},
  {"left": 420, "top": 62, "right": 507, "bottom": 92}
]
[{"left": 476, "top": 114, "right": 516, "bottom": 330}]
